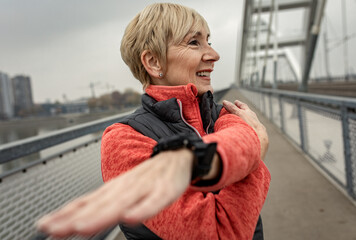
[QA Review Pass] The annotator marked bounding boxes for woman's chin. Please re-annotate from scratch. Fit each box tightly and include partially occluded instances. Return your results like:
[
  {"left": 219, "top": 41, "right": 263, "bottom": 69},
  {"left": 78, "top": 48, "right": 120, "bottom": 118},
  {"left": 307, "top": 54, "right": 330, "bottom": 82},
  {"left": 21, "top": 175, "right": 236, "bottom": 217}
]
[{"left": 197, "top": 85, "right": 214, "bottom": 96}]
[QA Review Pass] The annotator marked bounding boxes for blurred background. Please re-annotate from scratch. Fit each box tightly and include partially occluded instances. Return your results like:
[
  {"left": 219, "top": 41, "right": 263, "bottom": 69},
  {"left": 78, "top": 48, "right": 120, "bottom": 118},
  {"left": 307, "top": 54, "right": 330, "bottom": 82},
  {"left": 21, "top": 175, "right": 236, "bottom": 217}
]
[{"left": 1, "top": 1, "right": 356, "bottom": 239}]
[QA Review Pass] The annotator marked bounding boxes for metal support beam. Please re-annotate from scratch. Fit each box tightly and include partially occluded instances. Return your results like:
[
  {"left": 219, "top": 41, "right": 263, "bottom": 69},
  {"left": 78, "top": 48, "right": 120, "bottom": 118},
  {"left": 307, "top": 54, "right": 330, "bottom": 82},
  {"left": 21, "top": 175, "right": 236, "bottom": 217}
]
[
  {"left": 299, "top": 0, "right": 327, "bottom": 92},
  {"left": 247, "top": 50, "right": 300, "bottom": 83},
  {"left": 237, "top": 0, "right": 255, "bottom": 86},
  {"left": 252, "top": 35, "right": 306, "bottom": 50},
  {"left": 261, "top": 0, "right": 276, "bottom": 87},
  {"left": 253, "top": 0, "right": 311, "bottom": 13}
]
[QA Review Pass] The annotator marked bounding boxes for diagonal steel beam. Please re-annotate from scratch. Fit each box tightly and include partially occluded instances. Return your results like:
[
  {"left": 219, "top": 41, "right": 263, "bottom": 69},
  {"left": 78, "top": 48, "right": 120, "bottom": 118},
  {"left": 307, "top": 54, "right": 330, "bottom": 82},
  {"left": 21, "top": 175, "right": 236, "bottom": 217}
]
[{"left": 253, "top": 0, "right": 311, "bottom": 13}]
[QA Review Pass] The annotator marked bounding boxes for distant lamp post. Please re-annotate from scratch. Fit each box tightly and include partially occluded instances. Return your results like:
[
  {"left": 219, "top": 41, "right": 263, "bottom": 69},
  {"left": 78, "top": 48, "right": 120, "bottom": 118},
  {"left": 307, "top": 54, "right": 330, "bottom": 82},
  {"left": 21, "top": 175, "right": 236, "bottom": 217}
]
[{"left": 341, "top": 0, "right": 350, "bottom": 81}]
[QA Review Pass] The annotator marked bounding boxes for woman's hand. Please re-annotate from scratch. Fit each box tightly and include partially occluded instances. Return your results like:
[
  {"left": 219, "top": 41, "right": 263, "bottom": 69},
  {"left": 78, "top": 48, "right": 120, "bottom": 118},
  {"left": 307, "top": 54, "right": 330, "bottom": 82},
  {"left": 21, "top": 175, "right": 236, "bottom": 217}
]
[
  {"left": 36, "top": 148, "right": 194, "bottom": 238},
  {"left": 223, "top": 100, "right": 269, "bottom": 160}
]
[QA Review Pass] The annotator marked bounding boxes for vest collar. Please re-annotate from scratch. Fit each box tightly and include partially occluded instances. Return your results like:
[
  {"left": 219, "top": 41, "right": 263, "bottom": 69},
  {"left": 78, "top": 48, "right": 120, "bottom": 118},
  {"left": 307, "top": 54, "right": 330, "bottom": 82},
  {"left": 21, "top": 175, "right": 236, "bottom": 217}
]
[
  {"left": 141, "top": 95, "right": 181, "bottom": 122},
  {"left": 144, "top": 83, "right": 216, "bottom": 133},
  {"left": 145, "top": 83, "right": 199, "bottom": 103}
]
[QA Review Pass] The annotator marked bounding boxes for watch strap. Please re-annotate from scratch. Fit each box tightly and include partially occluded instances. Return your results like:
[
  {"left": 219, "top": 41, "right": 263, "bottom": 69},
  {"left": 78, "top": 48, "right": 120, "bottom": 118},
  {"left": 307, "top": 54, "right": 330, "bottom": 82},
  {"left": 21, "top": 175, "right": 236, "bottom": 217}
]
[{"left": 151, "top": 134, "right": 217, "bottom": 181}]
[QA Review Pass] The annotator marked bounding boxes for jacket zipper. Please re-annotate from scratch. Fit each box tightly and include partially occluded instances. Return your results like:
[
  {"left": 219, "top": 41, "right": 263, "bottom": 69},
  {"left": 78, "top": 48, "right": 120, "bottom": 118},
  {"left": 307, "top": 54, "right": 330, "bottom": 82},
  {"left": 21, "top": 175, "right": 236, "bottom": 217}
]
[
  {"left": 205, "top": 119, "right": 211, "bottom": 134},
  {"left": 177, "top": 99, "right": 202, "bottom": 138}
]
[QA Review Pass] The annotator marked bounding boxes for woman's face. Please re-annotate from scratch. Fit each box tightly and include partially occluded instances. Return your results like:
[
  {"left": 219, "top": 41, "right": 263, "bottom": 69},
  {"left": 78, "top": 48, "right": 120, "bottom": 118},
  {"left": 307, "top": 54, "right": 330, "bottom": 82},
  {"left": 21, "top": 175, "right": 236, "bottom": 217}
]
[{"left": 162, "top": 27, "right": 220, "bottom": 95}]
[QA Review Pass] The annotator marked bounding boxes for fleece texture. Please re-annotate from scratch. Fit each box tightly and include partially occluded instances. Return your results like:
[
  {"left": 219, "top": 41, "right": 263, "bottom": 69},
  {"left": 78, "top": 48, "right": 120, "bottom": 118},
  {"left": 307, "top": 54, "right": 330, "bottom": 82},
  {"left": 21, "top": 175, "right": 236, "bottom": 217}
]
[{"left": 101, "top": 83, "right": 271, "bottom": 240}]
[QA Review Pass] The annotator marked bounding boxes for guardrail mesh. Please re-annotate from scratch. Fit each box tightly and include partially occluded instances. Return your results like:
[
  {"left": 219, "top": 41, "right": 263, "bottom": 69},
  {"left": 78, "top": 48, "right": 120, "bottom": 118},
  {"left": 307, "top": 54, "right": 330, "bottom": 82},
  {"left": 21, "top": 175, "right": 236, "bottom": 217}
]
[
  {"left": 281, "top": 99, "right": 301, "bottom": 145},
  {"left": 270, "top": 96, "right": 280, "bottom": 128},
  {"left": 0, "top": 139, "right": 103, "bottom": 240},
  {"left": 302, "top": 103, "right": 346, "bottom": 186},
  {"left": 349, "top": 117, "right": 356, "bottom": 196},
  {"left": 240, "top": 88, "right": 356, "bottom": 201}
]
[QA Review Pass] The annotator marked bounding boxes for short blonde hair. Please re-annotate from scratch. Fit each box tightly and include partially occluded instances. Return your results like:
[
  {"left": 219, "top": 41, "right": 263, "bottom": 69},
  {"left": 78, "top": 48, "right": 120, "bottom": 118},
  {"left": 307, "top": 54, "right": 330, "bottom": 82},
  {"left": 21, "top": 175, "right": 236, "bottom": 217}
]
[{"left": 120, "top": 3, "right": 209, "bottom": 89}]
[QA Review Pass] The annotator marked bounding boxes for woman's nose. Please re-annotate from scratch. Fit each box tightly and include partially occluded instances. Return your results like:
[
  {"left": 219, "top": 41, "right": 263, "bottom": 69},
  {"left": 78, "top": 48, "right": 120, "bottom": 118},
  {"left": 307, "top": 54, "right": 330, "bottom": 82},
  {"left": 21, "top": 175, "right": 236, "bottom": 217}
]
[{"left": 203, "top": 46, "right": 220, "bottom": 62}]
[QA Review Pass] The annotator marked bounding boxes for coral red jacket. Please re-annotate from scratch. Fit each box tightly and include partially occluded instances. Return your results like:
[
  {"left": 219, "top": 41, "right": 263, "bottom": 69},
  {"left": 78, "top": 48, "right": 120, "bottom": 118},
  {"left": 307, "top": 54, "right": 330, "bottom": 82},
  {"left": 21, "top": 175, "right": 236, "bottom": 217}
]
[{"left": 101, "top": 84, "right": 270, "bottom": 240}]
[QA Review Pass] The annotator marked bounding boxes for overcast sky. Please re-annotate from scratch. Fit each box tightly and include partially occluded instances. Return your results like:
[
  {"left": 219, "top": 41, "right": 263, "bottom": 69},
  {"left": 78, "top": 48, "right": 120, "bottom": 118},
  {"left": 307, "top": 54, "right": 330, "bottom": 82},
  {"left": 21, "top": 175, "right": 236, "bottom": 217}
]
[
  {"left": 0, "top": 0, "right": 355, "bottom": 103},
  {"left": 0, "top": 0, "right": 243, "bottom": 103}
]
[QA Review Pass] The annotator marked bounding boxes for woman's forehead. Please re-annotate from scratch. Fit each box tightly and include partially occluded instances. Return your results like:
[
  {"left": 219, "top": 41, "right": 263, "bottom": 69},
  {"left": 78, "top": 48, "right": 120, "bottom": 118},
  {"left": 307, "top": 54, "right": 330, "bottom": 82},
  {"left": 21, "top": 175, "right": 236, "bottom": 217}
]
[
  {"left": 169, "top": 20, "right": 210, "bottom": 45},
  {"left": 185, "top": 28, "right": 210, "bottom": 39}
]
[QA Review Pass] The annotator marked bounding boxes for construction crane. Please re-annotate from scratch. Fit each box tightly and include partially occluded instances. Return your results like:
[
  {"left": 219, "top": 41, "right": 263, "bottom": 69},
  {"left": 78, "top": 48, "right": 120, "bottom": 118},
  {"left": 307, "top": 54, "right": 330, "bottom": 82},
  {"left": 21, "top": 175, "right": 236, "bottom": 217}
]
[{"left": 89, "top": 81, "right": 101, "bottom": 98}]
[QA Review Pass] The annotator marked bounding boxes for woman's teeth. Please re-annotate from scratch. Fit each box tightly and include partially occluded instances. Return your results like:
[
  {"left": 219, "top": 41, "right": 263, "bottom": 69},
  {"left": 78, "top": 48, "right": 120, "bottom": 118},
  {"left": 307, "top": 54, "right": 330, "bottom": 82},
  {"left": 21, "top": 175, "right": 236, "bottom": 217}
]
[{"left": 197, "top": 71, "right": 210, "bottom": 77}]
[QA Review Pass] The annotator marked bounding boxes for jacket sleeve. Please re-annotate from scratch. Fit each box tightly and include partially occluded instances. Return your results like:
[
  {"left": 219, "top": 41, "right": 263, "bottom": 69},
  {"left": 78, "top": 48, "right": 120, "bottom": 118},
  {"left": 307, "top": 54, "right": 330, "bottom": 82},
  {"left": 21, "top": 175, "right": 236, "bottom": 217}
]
[
  {"left": 101, "top": 123, "right": 156, "bottom": 182},
  {"left": 101, "top": 121, "right": 271, "bottom": 240},
  {"left": 193, "top": 108, "right": 262, "bottom": 192}
]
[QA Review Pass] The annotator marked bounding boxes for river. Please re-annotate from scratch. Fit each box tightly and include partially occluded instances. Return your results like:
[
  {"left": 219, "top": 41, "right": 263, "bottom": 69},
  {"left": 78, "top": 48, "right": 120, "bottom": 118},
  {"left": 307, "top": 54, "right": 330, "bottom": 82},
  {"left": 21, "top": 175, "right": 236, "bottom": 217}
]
[{"left": 0, "top": 109, "right": 132, "bottom": 174}]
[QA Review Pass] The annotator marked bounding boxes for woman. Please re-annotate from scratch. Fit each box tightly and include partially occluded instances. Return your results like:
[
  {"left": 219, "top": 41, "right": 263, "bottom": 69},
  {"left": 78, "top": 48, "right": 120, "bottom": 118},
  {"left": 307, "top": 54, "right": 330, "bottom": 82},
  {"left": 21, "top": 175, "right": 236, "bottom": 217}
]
[{"left": 37, "top": 3, "right": 270, "bottom": 239}]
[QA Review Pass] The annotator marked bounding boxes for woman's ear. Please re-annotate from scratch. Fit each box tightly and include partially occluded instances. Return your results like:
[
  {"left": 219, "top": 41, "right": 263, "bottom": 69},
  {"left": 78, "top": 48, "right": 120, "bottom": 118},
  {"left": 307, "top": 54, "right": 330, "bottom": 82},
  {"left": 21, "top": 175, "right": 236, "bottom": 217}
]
[{"left": 141, "top": 50, "right": 163, "bottom": 79}]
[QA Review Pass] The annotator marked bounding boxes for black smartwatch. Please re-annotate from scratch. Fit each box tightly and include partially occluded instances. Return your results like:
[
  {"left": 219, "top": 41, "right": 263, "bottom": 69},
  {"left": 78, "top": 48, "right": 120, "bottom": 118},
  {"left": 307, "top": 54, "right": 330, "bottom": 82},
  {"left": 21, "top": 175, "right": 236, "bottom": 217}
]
[{"left": 151, "top": 134, "right": 217, "bottom": 181}]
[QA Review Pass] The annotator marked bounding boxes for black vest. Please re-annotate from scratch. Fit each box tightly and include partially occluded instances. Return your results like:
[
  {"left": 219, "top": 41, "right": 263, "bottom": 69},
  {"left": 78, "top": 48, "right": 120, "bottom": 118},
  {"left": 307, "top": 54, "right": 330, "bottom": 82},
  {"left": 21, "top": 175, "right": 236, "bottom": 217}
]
[
  {"left": 120, "top": 91, "right": 222, "bottom": 141},
  {"left": 118, "top": 91, "right": 263, "bottom": 240}
]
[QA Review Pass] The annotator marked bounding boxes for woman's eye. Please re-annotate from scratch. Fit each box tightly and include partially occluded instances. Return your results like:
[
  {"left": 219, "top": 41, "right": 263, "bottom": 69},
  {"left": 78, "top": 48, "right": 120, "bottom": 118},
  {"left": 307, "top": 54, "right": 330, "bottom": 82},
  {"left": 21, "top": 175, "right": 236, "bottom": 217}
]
[{"left": 188, "top": 40, "right": 199, "bottom": 46}]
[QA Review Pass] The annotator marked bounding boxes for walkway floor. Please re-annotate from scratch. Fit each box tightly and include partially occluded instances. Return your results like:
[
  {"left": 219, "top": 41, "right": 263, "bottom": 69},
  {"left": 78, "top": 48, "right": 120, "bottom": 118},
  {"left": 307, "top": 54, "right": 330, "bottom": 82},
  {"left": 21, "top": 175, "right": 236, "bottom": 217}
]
[{"left": 223, "top": 88, "right": 356, "bottom": 240}]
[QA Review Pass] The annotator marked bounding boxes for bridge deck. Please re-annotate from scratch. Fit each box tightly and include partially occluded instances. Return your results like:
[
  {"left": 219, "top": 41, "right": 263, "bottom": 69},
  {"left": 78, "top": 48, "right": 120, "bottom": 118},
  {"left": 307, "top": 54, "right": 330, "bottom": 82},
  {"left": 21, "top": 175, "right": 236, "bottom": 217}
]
[{"left": 222, "top": 88, "right": 356, "bottom": 240}]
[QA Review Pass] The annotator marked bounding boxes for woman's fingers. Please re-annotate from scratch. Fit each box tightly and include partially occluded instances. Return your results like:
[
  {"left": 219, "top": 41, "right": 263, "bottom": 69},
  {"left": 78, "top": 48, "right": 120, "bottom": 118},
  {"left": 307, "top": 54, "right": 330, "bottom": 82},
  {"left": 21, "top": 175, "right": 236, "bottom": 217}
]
[
  {"left": 223, "top": 100, "right": 256, "bottom": 125},
  {"left": 36, "top": 196, "right": 91, "bottom": 235},
  {"left": 222, "top": 100, "right": 240, "bottom": 115},
  {"left": 68, "top": 194, "right": 134, "bottom": 236},
  {"left": 36, "top": 185, "right": 122, "bottom": 237},
  {"left": 37, "top": 168, "right": 152, "bottom": 236},
  {"left": 223, "top": 99, "right": 269, "bottom": 160},
  {"left": 61, "top": 172, "right": 155, "bottom": 236},
  {"left": 234, "top": 100, "right": 249, "bottom": 110},
  {"left": 37, "top": 178, "right": 119, "bottom": 231},
  {"left": 36, "top": 148, "right": 194, "bottom": 238}
]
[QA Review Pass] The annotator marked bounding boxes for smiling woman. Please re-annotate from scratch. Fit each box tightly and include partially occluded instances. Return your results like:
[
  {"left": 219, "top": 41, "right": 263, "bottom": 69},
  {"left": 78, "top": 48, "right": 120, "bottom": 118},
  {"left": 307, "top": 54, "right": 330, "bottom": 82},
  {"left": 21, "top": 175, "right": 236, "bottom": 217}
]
[{"left": 36, "top": 3, "right": 270, "bottom": 240}]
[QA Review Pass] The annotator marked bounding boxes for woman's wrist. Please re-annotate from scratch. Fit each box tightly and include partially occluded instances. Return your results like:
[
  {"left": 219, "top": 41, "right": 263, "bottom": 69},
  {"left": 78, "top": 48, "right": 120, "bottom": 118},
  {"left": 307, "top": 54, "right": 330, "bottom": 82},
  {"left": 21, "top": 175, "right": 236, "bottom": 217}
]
[
  {"left": 200, "top": 153, "right": 221, "bottom": 181},
  {"left": 151, "top": 134, "right": 217, "bottom": 182},
  {"left": 174, "top": 149, "right": 221, "bottom": 183},
  {"left": 177, "top": 148, "right": 195, "bottom": 170}
]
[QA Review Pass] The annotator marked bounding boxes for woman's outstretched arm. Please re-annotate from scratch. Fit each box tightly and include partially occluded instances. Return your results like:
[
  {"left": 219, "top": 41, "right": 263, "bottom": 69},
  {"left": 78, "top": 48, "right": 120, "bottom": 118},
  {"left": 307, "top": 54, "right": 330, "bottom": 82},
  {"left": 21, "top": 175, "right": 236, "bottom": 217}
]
[{"left": 36, "top": 147, "right": 196, "bottom": 238}]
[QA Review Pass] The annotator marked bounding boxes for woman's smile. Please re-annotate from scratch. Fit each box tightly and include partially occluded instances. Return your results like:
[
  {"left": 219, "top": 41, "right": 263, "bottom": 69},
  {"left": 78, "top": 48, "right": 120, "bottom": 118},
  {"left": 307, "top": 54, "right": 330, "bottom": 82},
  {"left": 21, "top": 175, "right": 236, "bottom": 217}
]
[{"left": 196, "top": 69, "right": 213, "bottom": 80}]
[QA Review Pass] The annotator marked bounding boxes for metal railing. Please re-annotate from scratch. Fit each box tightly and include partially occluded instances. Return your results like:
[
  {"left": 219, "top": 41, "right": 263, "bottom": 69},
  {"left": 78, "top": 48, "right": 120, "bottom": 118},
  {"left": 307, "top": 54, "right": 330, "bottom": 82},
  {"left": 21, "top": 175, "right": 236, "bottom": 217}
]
[
  {"left": 240, "top": 87, "right": 356, "bottom": 201},
  {"left": 0, "top": 111, "right": 132, "bottom": 240}
]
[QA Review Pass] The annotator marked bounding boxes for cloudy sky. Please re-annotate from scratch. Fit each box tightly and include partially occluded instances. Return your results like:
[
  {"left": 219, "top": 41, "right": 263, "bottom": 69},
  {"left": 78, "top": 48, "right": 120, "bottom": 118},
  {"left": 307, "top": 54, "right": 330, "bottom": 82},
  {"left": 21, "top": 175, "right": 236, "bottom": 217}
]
[
  {"left": 0, "top": 0, "right": 243, "bottom": 103},
  {"left": 0, "top": 0, "right": 355, "bottom": 103}
]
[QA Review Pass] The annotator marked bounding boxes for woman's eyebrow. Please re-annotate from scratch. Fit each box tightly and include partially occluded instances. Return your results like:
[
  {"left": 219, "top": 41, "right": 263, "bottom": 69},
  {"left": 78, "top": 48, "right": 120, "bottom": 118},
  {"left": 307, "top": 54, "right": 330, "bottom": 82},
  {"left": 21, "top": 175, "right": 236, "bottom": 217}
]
[{"left": 191, "top": 31, "right": 211, "bottom": 39}]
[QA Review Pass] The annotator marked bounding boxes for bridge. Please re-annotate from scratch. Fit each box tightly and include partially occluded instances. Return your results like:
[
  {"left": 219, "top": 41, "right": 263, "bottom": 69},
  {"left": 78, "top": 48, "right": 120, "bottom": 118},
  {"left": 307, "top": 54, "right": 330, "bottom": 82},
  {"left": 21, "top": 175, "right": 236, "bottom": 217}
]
[{"left": 1, "top": 0, "right": 356, "bottom": 239}]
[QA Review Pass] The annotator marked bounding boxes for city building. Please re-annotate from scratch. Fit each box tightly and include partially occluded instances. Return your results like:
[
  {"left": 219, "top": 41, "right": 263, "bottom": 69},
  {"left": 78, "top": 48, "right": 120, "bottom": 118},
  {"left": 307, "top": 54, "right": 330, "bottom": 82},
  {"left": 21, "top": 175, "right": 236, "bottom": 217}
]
[
  {"left": 12, "top": 75, "right": 34, "bottom": 116},
  {"left": 40, "top": 99, "right": 89, "bottom": 116},
  {"left": 0, "top": 72, "right": 15, "bottom": 119},
  {"left": 61, "top": 99, "right": 89, "bottom": 114}
]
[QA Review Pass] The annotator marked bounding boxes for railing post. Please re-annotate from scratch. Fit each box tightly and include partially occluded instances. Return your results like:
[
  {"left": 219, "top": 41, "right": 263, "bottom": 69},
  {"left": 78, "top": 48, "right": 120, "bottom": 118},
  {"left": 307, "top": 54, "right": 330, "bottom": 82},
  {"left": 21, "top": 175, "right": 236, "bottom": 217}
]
[
  {"left": 269, "top": 93, "right": 273, "bottom": 122},
  {"left": 341, "top": 104, "right": 356, "bottom": 199},
  {"left": 279, "top": 95, "right": 285, "bottom": 133},
  {"left": 261, "top": 92, "right": 266, "bottom": 115},
  {"left": 297, "top": 99, "right": 306, "bottom": 152},
  {"left": 259, "top": 91, "right": 263, "bottom": 110}
]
